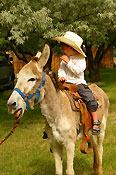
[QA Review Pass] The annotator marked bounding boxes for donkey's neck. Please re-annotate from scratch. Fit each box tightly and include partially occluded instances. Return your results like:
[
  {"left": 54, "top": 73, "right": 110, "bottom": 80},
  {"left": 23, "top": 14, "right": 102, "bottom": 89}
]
[{"left": 40, "top": 75, "right": 62, "bottom": 125}]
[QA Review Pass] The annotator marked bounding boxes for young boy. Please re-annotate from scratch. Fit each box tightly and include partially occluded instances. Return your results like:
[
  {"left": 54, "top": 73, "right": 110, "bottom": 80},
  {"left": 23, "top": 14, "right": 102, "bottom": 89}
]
[{"left": 53, "top": 31, "right": 100, "bottom": 135}]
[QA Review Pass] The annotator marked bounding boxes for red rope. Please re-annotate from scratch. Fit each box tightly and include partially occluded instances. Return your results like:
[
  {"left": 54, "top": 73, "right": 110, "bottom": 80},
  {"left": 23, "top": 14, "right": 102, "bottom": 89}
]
[{"left": 0, "top": 119, "right": 21, "bottom": 145}]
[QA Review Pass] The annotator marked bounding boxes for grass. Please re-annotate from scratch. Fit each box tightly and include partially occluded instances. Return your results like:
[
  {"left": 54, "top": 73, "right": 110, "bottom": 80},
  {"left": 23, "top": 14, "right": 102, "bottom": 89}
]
[{"left": 0, "top": 68, "right": 116, "bottom": 175}]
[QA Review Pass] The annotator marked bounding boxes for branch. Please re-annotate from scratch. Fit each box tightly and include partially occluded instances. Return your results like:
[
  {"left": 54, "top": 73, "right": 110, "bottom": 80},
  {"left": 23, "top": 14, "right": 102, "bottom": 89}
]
[
  {"left": 94, "top": 43, "right": 105, "bottom": 64},
  {"left": 9, "top": 43, "right": 28, "bottom": 64},
  {"left": 76, "top": 6, "right": 83, "bottom": 19},
  {"left": 76, "top": 13, "right": 95, "bottom": 20},
  {"left": 98, "top": 40, "right": 116, "bottom": 64},
  {"left": 17, "top": 45, "right": 33, "bottom": 62}
]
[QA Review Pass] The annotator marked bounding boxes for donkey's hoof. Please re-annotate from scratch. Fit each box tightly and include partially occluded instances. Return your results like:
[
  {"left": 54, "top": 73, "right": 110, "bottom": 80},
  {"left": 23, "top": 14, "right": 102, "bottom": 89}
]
[
  {"left": 92, "top": 169, "right": 103, "bottom": 175},
  {"left": 66, "top": 169, "right": 75, "bottom": 175}
]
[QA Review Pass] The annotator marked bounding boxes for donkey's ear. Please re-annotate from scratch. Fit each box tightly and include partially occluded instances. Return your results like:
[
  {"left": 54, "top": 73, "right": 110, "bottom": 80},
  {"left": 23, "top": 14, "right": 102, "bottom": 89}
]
[
  {"left": 37, "top": 43, "right": 50, "bottom": 69},
  {"left": 35, "top": 51, "right": 41, "bottom": 58}
]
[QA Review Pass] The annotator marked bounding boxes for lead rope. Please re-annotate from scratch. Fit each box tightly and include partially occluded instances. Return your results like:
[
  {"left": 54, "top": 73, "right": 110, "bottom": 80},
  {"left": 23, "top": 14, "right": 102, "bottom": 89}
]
[{"left": 0, "top": 118, "right": 21, "bottom": 145}]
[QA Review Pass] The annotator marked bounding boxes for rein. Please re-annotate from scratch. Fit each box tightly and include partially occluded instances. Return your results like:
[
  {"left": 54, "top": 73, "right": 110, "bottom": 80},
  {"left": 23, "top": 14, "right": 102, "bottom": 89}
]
[
  {"left": 0, "top": 118, "right": 21, "bottom": 145},
  {"left": 13, "top": 72, "right": 46, "bottom": 110}
]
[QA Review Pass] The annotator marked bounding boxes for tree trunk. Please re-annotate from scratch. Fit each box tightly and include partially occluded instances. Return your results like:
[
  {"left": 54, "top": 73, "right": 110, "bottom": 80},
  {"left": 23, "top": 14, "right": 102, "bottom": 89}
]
[
  {"left": 88, "top": 64, "right": 101, "bottom": 82},
  {"left": 85, "top": 41, "right": 115, "bottom": 82},
  {"left": 85, "top": 44, "right": 101, "bottom": 82}
]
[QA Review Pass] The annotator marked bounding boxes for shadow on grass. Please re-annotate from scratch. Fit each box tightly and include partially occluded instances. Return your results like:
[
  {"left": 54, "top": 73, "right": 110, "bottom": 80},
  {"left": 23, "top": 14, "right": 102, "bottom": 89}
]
[
  {"left": 74, "top": 155, "right": 94, "bottom": 175},
  {"left": 30, "top": 159, "right": 54, "bottom": 175},
  {"left": 24, "top": 153, "right": 94, "bottom": 175}
]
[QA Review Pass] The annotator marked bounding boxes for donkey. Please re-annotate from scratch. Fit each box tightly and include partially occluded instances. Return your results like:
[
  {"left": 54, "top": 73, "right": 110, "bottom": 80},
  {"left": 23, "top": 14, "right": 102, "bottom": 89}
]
[{"left": 7, "top": 44, "right": 109, "bottom": 175}]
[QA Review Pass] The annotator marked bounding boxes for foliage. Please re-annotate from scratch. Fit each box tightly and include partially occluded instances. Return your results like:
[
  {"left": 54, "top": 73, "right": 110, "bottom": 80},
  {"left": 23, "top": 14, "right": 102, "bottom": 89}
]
[
  {"left": 1, "top": 0, "right": 116, "bottom": 46},
  {"left": 0, "top": 0, "right": 52, "bottom": 61},
  {"left": 40, "top": 0, "right": 116, "bottom": 81},
  {"left": 40, "top": 0, "right": 116, "bottom": 45},
  {"left": 0, "top": 0, "right": 116, "bottom": 80},
  {"left": 0, "top": 0, "right": 52, "bottom": 45}
]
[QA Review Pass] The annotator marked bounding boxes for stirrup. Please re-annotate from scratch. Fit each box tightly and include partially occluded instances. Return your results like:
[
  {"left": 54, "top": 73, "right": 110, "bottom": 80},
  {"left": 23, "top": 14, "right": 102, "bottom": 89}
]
[
  {"left": 92, "top": 120, "right": 101, "bottom": 135},
  {"left": 93, "top": 120, "right": 101, "bottom": 126}
]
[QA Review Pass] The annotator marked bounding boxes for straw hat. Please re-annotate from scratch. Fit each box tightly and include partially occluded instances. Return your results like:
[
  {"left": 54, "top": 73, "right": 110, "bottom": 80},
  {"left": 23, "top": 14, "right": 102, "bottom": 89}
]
[{"left": 52, "top": 31, "right": 86, "bottom": 57}]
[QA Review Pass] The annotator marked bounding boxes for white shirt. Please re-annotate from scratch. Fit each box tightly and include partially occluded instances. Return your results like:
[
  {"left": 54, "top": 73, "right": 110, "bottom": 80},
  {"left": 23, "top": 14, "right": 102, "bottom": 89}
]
[{"left": 58, "top": 55, "right": 87, "bottom": 85}]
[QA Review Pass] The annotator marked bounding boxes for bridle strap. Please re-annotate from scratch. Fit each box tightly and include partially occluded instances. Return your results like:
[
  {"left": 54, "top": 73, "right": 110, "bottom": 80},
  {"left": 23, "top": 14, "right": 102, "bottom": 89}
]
[
  {"left": 13, "top": 88, "right": 26, "bottom": 99},
  {"left": 13, "top": 72, "right": 46, "bottom": 110},
  {"left": 39, "top": 71, "right": 46, "bottom": 88}
]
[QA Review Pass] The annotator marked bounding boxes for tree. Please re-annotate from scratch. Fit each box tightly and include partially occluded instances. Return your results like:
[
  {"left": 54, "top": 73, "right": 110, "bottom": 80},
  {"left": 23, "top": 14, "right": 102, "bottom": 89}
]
[
  {"left": 0, "top": 0, "right": 52, "bottom": 62},
  {"left": 41, "top": 0, "right": 116, "bottom": 82},
  {"left": 1, "top": 0, "right": 116, "bottom": 81}
]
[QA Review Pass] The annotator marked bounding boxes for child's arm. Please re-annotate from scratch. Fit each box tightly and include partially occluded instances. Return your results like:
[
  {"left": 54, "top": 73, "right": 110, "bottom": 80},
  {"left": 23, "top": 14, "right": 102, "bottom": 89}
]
[
  {"left": 58, "top": 60, "right": 67, "bottom": 79},
  {"left": 60, "top": 55, "right": 86, "bottom": 75},
  {"left": 67, "top": 58, "right": 86, "bottom": 75}
]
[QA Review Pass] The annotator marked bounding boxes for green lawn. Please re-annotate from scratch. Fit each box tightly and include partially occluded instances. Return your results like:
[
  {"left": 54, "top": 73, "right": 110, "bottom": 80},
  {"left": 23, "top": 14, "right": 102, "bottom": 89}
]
[{"left": 0, "top": 68, "right": 116, "bottom": 175}]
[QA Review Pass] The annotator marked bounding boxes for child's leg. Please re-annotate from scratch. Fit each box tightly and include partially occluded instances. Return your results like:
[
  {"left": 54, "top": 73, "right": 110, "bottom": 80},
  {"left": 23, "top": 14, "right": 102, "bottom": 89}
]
[
  {"left": 77, "top": 84, "right": 100, "bottom": 135},
  {"left": 90, "top": 111, "right": 98, "bottom": 123},
  {"left": 90, "top": 111, "right": 100, "bottom": 135}
]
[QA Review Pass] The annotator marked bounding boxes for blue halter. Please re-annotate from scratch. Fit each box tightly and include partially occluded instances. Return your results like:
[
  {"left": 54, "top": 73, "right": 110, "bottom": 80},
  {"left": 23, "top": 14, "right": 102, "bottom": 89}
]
[{"left": 13, "top": 72, "right": 46, "bottom": 110}]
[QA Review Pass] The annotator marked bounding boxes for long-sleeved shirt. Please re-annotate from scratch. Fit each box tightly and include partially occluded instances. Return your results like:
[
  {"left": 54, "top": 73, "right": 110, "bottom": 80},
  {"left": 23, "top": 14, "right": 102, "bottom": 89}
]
[{"left": 58, "top": 55, "right": 87, "bottom": 85}]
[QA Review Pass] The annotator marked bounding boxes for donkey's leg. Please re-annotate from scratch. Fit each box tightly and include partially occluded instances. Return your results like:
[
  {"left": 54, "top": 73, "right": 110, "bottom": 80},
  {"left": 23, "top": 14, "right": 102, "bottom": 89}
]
[
  {"left": 51, "top": 141, "right": 63, "bottom": 175},
  {"left": 65, "top": 142, "right": 75, "bottom": 175},
  {"left": 92, "top": 133, "right": 104, "bottom": 175},
  {"left": 92, "top": 118, "right": 106, "bottom": 175}
]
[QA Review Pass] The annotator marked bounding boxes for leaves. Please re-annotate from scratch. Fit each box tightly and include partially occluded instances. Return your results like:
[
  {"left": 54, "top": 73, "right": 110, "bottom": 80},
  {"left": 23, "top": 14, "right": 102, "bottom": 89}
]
[
  {"left": 0, "top": 0, "right": 116, "bottom": 46},
  {"left": 42, "top": 0, "right": 116, "bottom": 46},
  {"left": 0, "top": 0, "right": 116, "bottom": 63},
  {"left": 0, "top": 0, "right": 52, "bottom": 44}
]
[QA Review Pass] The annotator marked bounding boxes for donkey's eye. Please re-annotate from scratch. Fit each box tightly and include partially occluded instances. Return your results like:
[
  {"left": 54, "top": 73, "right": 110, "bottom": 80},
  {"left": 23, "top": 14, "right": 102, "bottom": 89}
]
[{"left": 28, "top": 78, "right": 36, "bottom": 82}]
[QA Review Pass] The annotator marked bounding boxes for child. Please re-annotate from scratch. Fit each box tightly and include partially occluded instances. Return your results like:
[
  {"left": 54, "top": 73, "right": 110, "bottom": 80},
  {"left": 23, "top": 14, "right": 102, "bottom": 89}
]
[{"left": 53, "top": 31, "right": 100, "bottom": 135}]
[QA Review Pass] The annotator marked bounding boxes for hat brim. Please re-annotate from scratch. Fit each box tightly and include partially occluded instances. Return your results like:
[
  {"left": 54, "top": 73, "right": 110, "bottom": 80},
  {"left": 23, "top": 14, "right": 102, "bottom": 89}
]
[{"left": 52, "top": 36, "right": 86, "bottom": 57}]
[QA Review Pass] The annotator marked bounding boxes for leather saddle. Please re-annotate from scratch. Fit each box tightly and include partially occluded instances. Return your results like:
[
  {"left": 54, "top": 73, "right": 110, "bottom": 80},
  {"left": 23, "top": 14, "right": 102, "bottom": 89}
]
[{"left": 58, "top": 82, "right": 93, "bottom": 154}]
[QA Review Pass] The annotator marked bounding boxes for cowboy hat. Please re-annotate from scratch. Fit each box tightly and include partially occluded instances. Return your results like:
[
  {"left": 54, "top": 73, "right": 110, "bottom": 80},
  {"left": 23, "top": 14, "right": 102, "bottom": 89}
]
[{"left": 52, "top": 31, "right": 86, "bottom": 57}]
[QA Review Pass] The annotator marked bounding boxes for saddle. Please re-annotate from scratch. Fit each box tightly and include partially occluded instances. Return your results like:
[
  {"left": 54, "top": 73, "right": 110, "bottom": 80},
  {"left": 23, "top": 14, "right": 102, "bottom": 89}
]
[{"left": 58, "top": 82, "right": 93, "bottom": 154}]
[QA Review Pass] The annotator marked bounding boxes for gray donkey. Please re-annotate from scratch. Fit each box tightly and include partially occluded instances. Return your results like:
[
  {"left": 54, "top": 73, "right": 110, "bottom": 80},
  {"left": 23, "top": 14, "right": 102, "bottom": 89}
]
[{"left": 7, "top": 44, "right": 109, "bottom": 175}]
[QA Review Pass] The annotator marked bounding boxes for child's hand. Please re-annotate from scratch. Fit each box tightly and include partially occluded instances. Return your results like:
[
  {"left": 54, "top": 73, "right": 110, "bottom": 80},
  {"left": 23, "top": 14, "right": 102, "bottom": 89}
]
[
  {"left": 58, "top": 77, "right": 66, "bottom": 82},
  {"left": 60, "top": 55, "right": 69, "bottom": 63}
]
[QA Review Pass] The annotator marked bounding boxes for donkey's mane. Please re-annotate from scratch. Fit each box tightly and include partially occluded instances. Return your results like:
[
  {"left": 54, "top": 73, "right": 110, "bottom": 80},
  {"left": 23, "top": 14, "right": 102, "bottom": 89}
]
[{"left": 48, "top": 71, "right": 59, "bottom": 90}]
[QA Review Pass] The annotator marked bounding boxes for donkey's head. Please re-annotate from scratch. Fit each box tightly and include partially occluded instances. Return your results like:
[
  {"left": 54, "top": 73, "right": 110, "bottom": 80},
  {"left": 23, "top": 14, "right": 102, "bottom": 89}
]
[{"left": 7, "top": 44, "right": 50, "bottom": 119}]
